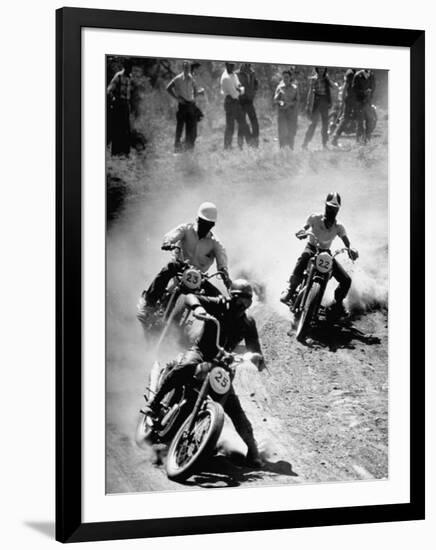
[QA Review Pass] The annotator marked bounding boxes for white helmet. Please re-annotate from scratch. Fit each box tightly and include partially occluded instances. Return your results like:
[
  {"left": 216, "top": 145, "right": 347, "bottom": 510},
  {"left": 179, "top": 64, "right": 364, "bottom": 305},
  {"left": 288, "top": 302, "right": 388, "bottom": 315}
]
[{"left": 197, "top": 202, "right": 218, "bottom": 223}]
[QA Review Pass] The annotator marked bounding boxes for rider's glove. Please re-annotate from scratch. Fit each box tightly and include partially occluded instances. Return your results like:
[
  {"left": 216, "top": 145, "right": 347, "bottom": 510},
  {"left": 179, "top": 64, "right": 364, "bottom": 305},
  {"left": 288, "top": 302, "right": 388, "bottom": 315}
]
[
  {"left": 161, "top": 243, "right": 174, "bottom": 251},
  {"left": 348, "top": 247, "right": 359, "bottom": 261},
  {"left": 295, "top": 229, "right": 307, "bottom": 240}
]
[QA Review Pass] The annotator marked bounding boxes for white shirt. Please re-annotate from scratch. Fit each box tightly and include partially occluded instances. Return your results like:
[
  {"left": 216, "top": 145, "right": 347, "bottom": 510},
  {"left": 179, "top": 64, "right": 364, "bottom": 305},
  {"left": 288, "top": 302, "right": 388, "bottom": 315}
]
[
  {"left": 220, "top": 70, "right": 241, "bottom": 99},
  {"left": 306, "top": 213, "right": 347, "bottom": 250},
  {"left": 162, "top": 222, "right": 228, "bottom": 273}
]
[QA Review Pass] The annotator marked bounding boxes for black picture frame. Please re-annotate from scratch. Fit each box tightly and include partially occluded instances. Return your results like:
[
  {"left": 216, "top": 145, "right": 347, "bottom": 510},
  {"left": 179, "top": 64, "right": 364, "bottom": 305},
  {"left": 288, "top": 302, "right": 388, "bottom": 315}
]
[{"left": 56, "top": 7, "right": 425, "bottom": 543}]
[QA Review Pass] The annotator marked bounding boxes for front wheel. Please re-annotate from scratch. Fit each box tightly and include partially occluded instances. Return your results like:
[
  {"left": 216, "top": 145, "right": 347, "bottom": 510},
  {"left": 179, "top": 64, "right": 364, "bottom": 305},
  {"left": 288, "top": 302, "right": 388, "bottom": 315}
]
[
  {"left": 296, "top": 281, "right": 322, "bottom": 342},
  {"left": 166, "top": 401, "right": 224, "bottom": 482},
  {"left": 135, "top": 411, "right": 155, "bottom": 448}
]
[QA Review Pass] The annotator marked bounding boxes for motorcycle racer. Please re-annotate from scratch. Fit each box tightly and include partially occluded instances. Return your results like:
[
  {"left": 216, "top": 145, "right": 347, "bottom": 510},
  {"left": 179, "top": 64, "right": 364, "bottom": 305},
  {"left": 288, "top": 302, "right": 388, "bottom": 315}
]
[
  {"left": 138, "top": 202, "right": 232, "bottom": 319},
  {"left": 280, "top": 192, "right": 359, "bottom": 316},
  {"left": 144, "top": 279, "right": 265, "bottom": 467}
]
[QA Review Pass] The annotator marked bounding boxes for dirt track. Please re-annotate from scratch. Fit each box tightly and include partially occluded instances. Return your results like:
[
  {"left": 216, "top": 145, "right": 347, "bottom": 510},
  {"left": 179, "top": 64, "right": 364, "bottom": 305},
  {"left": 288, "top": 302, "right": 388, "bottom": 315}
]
[
  {"left": 106, "top": 102, "right": 389, "bottom": 494},
  {"left": 106, "top": 305, "right": 387, "bottom": 493}
]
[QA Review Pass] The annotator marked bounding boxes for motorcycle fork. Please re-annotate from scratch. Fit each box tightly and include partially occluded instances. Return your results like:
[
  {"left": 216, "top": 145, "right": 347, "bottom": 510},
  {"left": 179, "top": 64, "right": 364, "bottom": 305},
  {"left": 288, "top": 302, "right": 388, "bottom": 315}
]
[
  {"left": 185, "top": 373, "right": 211, "bottom": 434},
  {"left": 300, "top": 262, "right": 315, "bottom": 309},
  {"left": 155, "top": 289, "right": 181, "bottom": 353}
]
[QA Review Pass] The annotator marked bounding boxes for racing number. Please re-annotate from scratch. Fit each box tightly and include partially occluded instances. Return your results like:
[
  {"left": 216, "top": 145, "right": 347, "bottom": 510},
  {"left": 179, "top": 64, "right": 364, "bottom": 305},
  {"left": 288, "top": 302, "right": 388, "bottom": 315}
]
[
  {"left": 186, "top": 272, "right": 199, "bottom": 285},
  {"left": 213, "top": 370, "right": 228, "bottom": 389},
  {"left": 318, "top": 257, "right": 330, "bottom": 269},
  {"left": 210, "top": 367, "right": 230, "bottom": 394}
]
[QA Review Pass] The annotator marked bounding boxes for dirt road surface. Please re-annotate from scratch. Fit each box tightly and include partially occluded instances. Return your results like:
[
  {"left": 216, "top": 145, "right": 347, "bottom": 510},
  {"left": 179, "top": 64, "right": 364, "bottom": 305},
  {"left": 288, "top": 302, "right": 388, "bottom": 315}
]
[
  {"left": 106, "top": 305, "right": 387, "bottom": 493},
  {"left": 106, "top": 112, "right": 389, "bottom": 494}
]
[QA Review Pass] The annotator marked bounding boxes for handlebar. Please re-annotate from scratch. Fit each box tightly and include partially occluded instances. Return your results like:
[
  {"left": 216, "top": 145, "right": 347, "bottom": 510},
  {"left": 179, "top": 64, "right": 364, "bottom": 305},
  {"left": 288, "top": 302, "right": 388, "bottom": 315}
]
[
  {"left": 298, "top": 231, "right": 356, "bottom": 261},
  {"left": 192, "top": 311, "right": 225, "bottom": 356},
  {"left": 204, "top": 270, "right": 226, "bottom": 281}
]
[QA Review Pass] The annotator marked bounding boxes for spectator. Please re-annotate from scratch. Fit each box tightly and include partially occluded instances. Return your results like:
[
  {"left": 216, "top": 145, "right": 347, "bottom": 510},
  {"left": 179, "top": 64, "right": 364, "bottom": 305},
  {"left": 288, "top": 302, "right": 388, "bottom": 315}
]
[
  {"left": 236, "top": 63, "right": 259, "bottom": 147},
  {"left": 302, "top": 67, "right": 337, "bottom": 150},
  {"left": 107, "top": 59, "right": 133, "bottom": 156},
  {"left": 352, "top": 69, "right": 376, "bottom": 144},
  {"left": 166, "top": 60, "right": 203, "bottom": 152},
  {"left": 331, "top": 68, "right": 357, "bottom": 146},
  {"left": 220, "top": 62, "right": 251, "bottom": 150},
  {"left": 274, "top": 68, "right": 300, "bottom": 149}
]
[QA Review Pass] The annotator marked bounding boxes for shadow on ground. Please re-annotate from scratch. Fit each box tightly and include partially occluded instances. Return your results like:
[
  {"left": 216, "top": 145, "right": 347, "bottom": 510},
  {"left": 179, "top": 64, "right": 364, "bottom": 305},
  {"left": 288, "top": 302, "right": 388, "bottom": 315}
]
[
  {"left": 299, "top": 316, "right": 381, "bottom": 352},
  {"left": 180, "top": 453, "right": 298, "bottom": 489}
]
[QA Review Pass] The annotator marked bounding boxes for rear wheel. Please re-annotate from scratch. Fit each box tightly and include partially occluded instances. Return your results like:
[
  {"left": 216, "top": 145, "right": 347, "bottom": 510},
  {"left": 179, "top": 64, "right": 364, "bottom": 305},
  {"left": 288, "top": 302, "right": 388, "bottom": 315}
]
[
  {"left": 296, "top": 282, "right": 322, "bottom": 342},
  {"left": 155, "top": 386, "right": 186, "bottom": 442},
  {"left": 166, "top": 401, "right": 224, "bottom": 482},
  {"left": 134, "top": 385, "right": 184, "bottom": 447}
]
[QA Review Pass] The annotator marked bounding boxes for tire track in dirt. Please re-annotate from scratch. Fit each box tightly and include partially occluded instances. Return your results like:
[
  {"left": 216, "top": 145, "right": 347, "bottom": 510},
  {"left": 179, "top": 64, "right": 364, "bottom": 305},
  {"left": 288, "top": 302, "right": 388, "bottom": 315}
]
[{"left": 107, "top": 306, "right": 387, "bottom": 492}]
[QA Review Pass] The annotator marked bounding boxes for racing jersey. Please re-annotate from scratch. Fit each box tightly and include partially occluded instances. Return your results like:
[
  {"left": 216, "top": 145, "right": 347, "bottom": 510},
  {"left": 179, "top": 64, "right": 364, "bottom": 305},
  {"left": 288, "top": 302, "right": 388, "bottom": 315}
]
[
  {"left": 162, "top": 222, "right": 228, "bottom": 273},
  {"left": 306, "top": 213, "right": 347, "bottom": 250},
  {"left": 186, "top": 295, "right": 262, "bottom": 361}
]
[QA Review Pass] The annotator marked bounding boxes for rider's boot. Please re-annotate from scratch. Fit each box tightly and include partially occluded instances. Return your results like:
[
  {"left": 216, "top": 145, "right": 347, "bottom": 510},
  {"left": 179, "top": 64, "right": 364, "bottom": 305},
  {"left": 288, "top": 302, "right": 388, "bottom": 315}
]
[
  {"left": 280, "top": 283, "right": 296, "bottom": 305},
  {"left": 246, "top": 444, "right": 264, "bottom": 468},
  {"left": 326, "top": 300, "right": 348, "bottom": 319}
]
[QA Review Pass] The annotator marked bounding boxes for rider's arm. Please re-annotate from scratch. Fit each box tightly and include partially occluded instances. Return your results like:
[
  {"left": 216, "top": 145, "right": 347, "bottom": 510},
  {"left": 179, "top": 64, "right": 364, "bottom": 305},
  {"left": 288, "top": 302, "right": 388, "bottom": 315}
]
[
  {"left": 243, "top": 316, "right": 265, "bottom": 370},
  {"left": 212, "top": 237, "right": 229, "bottom": 272},
  {"left": 162, "top": 223, "right": 187, "bottom": 249},
  {"left": 341, "top": 235, "right": 351, "bottom": 248},
  {"left": 339, "top": 226, "right": 359, "bottom": 260},
  {"left": 296, "top": 220, "right": 311, "bottom": 239}
]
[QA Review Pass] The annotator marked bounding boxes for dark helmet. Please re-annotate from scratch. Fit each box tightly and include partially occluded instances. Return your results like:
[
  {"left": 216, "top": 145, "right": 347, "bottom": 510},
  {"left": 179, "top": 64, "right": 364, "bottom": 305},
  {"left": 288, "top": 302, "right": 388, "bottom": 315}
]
[
  {"left": 325, "top": 192, "right": 342, "bottom": 209},
  {"left": 229, "top": 279, "right": 253, "bottom": 299}
]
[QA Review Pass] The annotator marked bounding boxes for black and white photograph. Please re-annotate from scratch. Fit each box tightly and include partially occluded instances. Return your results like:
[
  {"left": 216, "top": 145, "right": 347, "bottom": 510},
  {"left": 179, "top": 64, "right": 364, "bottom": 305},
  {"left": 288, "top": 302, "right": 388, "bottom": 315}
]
[{"left": 106, "top": 55, "right": 389, "bottom": 493}]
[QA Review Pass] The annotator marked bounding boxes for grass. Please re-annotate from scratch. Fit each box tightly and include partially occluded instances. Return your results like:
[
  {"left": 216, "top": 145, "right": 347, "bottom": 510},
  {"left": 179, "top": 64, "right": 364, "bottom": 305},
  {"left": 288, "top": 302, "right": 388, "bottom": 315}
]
[{"left": 107, "top": 103, "right": 388, "bottom": 219}]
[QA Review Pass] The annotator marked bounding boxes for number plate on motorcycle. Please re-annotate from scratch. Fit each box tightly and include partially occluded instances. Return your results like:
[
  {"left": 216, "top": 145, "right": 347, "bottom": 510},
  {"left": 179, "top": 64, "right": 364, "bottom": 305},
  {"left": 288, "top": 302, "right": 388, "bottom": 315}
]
[
  {"left": 316, "top": 252, "right": 333, "bottom": 273},
  {"left": 181, "top": 268, "right": 201, "bottom": 290},
  {"left": 209, "top": 366, "right": 231, "bottom": 395}
]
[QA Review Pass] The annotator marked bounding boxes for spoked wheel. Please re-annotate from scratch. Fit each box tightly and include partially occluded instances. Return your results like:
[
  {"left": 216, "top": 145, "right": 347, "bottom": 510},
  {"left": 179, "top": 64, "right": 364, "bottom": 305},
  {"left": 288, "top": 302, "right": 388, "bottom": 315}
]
[
  {"left": 166, "top": 401, "right": 224, "bottom": 482},
  {"left": 296, "top": 282, "right": 321, "bottom": 342}
]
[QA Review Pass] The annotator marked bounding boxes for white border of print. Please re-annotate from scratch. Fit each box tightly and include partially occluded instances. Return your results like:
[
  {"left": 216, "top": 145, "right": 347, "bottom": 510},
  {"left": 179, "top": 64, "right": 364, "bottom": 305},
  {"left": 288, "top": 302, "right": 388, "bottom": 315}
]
[{"left": 82, "top": 27, "right": 410, "bottom": 523}]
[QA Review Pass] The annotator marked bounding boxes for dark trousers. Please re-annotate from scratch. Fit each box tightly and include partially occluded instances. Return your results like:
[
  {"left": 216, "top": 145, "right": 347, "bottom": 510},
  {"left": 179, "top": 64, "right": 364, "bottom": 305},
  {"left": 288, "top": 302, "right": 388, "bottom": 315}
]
[
  {"left": 303, "top": 95, "right": 330, "bottom": 147},
  {"left": 289, "top": 245, "right": 351, "bottom": 303},
  {"left": 355, "top": 100, "right": 374, "bottom": 144},
  {"left": 224, "top": 96, "right": 251, "bottom": 149},
  {"left": 332, "top": 98, "right": 356, "bottom": 141},
  {"left": 240, "top": 100, "right": 259, "bottom": 147},
  {"left": 145, "top": 261, "right": 221, "bottom": 306},
  {"left": 151, "top": 349, "right": 258, "bottom": 453},
  {"left": 175, "top": 102, "right": 197, "bottom": 151},
  {"left": 110, "top": 100, "right": 131, "bottom": 156},
  {"left": 278, "top": 107, "right": 298, "bottom": 149}
]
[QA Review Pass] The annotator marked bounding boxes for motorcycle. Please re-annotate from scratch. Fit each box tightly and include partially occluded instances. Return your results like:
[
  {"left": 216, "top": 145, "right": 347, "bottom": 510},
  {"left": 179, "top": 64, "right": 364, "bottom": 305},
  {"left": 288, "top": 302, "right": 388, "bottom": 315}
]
[
  {"left": 290, "top": 231, "right": 354, "bottom": 343},
  {"left": 137, "top": 245, "right": 227, "bottom": 350},
  {"left": 135, "top": 312, "right": 262, "bottom": 482}
]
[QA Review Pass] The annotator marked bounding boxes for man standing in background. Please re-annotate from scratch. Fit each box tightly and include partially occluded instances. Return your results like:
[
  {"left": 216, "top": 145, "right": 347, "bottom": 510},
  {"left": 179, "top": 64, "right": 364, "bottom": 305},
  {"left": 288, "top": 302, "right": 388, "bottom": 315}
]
[
  {"left": 220, "top": 62, "right": 251, "bottom": 150},
  {"left": 331, "top": 68, "right": 357, "bottom": 147},
  {"left": 236, "top": 63, "right": 260, "bottom": 147},
  {"left": 274, "top": 68, "right": 300, "bottom": 149},
  {"left": 302, "top": 67, "right": 337, "bottom": 150},
  {"left": 167, "top": 60, "right": 203, "bottom": 152},
  {"left": 352, "top": 68, "right": 376, "bottom": 144},
  {"left": 107, "top": 59, "right": 133, "bottom": 156}
]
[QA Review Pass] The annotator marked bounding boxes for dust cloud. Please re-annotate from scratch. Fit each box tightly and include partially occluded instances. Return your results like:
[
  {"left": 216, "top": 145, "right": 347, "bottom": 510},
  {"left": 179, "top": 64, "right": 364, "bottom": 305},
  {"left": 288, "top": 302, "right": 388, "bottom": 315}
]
[{"left": 106, "top": 151, "right": 388, "bottom": 440}]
